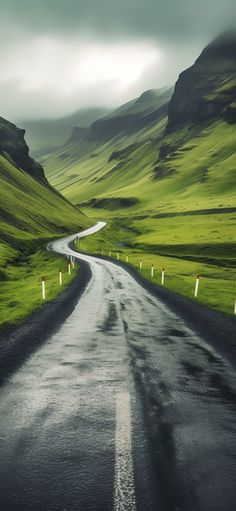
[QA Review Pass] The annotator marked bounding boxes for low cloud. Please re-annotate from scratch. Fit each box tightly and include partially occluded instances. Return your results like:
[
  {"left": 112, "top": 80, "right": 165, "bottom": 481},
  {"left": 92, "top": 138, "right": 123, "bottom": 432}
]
[{"left": 0, "top": 0, "right": 235, "bottom": 120}]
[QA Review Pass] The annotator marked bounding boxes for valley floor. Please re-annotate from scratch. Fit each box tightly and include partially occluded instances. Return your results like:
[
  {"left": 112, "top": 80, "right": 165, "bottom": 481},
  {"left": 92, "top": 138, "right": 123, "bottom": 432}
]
[
  {"left": 75, "top": 222, "right": 236, "bottom": 316},
  {"left": 1, "top": 229, "right": 235, "bottom": 511}
]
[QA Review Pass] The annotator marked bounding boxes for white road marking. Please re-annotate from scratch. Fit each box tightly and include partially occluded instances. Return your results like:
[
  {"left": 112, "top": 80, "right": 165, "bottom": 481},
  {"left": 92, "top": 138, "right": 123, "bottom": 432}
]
[{"left": 114, "top": 392, "right": 137, "bottom": 511}]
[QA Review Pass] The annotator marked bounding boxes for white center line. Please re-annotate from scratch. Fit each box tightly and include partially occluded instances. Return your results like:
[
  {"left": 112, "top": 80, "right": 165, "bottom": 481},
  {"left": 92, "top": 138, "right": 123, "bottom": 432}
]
[{"left": 114, "top": 391, "right": 137, "bottom": 511}]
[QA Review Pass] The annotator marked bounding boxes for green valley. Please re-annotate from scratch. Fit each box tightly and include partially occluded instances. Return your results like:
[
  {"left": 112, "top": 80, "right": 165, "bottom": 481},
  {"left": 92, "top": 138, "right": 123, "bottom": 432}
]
[{"left": 42, "top": 34, "right": 236, "bottom": 315}]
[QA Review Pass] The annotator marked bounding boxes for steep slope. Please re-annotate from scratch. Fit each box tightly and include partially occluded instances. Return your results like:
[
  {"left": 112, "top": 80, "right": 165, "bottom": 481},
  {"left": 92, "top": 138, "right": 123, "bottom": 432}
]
[
  {"left": 42, "top": 87, "right": 171, "bottom": 201},
  {"left": 83, "top": 87, "right": 171, "bottom": 143},
  {"left": 168, "top": 32, "right": 236, "bottom": 127},
  {"left": 0, "top": 117, "right": 89, "bottom": 267},
  {"left": 0, "top": 117, "right": 45, "bottom": 183}
]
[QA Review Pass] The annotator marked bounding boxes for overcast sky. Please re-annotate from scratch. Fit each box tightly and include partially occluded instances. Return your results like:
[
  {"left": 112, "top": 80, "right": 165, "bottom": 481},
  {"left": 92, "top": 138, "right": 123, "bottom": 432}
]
[{"left": 0, "top": 0, "right": 235, "bottom": 121}]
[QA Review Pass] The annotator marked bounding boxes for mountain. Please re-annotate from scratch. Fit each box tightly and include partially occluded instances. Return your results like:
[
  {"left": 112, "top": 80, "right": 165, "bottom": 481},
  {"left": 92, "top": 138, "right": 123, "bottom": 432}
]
[
  {"left": 42, "top": 37, "right": 236, "bottom": 214},
  {"left": 20, "top": 107, "right": 111, "bottom": 154},
  {"left": 41, "top": 87, "right": 172, "bottom": 180},
  {"left": 79, "top": 87, "right": 172, "bottom": 143},
  {"left": 168, "top": 32, "right": 236, "bottom": 127},
  {"left": 41, "top": 35, "right": 236, "bottom": 314},
  {"left": 0, "top": 116, "right": 89, "bottom": 268}
]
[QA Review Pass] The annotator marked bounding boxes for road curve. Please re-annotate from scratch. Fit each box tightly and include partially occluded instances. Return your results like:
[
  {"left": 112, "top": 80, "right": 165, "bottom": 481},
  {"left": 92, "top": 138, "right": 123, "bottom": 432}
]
[{"left": 0, "top": 223, "right": 236, "bottom": 511}]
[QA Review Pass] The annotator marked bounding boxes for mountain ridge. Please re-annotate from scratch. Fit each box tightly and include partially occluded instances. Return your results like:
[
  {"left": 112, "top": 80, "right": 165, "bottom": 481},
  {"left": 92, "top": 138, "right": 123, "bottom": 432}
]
[{"left": 168, "top": 32, "right": 236, "bottom": 127}]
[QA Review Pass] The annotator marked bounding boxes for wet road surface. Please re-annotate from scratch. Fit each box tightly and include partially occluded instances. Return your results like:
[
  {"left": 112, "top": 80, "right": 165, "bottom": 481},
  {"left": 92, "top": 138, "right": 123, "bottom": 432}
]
[{"left": 0, "top": 223, "right": 236, "bottom": 511}]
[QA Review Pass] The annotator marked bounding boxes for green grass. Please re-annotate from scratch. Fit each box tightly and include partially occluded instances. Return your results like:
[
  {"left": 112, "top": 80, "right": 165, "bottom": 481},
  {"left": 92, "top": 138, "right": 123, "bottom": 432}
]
[
  {"left": 0, "top": 248, "right": 78, "bottom": 330},
  {"left": 0, "top": 149, "right": 91, "bottom": 330},
  {"left": 45, "top": 120, "right": 236, "bottom": 213},
  {"left": 73, "top": 223, "right": 236, "bottom": 316},
  {"left": 43, "top": 107, "right": 236, "bottom": 318},
  {"left": 0, "top": 153, "right": 90, "bottom": 267}
]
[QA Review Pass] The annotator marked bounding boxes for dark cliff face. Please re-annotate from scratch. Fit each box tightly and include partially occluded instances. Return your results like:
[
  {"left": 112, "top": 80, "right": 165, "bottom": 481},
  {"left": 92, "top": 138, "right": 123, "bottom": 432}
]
[
  {"left": 0, "top": 117, "right": 46, "bottom": 182},
  {"left": 168, "top": 32, "right": 236, "bottom": 128}
]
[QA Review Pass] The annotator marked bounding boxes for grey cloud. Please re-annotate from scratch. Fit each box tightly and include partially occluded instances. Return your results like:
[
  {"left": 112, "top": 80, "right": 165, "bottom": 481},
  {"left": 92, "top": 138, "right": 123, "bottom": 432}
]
[
  {"left": 2, "top": 0, "right": 236, "bottom": 42},
  {"left": 0, "top": 0, "right": 236, "bottom": 120}
]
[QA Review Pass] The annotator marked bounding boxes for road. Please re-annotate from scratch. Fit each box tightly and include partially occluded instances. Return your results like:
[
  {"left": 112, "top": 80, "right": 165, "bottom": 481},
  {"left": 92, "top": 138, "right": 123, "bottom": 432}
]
[{"left": 0, "top": 222, "right": 236, "bottom": 511}]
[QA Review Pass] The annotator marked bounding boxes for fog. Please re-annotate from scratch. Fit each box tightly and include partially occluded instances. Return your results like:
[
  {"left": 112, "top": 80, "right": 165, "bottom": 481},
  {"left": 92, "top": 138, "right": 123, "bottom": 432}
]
[{"left": 0, "top": 0, "right": 235, "bottom": 120}]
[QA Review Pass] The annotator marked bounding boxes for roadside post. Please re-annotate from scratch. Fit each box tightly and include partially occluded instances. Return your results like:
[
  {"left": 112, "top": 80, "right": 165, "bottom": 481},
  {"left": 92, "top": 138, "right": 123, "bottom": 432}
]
[
  {"left": 139, "top": 260, "right": 142, "bottom": 270},
  {"left": 234, "top": 299, "right": 236, "bottom": 315},
  {"left": 161, "top": 268, "right": 165, "bottom": 285},
  {"left": 59, "top": 269, "right": 62, "bottom": 286},
  {"left": 151, "top": 265, "right": 154, "bottom": 278},
  {"left": 194, "top": 275, "right": 200, "bottom": 298},
  {"left": 41, "top": 276, "right": 46, "bottom": 300},
  {"left": 68, "top": 262, "right": 71, "bottom": 275}
]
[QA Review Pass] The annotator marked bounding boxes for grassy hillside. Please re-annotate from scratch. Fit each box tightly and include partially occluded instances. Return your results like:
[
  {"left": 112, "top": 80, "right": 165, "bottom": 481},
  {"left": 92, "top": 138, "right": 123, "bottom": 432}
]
[
  {"left": 0, "top": 117, "right": 90, "bottom": 328},
  {"left": 0, "top": 153, "right": 89, "bottom": 266},
  {"left": 43, "top": 37, "right": 236, "bottom": 315}
]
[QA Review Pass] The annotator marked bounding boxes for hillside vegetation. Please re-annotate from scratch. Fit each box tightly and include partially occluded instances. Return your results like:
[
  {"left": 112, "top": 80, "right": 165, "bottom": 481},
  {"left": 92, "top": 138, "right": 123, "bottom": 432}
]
[
  {"left": 0, "top": 117, "right": 89, "bottom": 328},
  {"left": 43, "top": 34, "right": 236, "bottom": 314}
]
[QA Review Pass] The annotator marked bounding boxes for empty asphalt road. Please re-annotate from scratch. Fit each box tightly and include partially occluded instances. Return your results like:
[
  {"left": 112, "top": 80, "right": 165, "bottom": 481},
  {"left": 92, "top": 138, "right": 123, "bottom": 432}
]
[{"left": 0, "top": 223, "right": 235, "bottom": 511}]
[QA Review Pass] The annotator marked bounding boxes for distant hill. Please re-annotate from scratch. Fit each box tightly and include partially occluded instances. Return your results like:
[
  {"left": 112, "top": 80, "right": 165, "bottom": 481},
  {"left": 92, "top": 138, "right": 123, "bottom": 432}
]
[
  {"left": 19, "top": 107, "right": 111, "bottom": 154},
  {"left": 69, "top": 88, "right": 172, "bottom": 144}
]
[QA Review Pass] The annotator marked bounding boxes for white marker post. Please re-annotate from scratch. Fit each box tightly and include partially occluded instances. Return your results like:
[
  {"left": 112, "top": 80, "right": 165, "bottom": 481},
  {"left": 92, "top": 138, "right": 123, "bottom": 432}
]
[
  {"left": 234, "top": 299, "right": 236, "bottom": 315},
  {"left": 41, "top": 276, "right": 46, "bottom": 300},
  {"left": 117, "top": 252, "right": 120, "bottom": 261},
  {"left": 59, "top": 269, "right": 62, "bottom": 286},
  {"left": 139, "top": 260, "right": 142, "bottom": 270},
  {"left": 161, "top": 268, "right": 165, "bottom": 285},
  {"left": 126, "top": 255, "right": 129, "bottom": 263},
  {"left": 194, "top": 275, "right": 200, "bottom": 298},
  {"left": 68, "top": 262, "right": 71, "bottom": 275},
  {"left": 151, "top": 265, "right": 154, "bottom": 278}
]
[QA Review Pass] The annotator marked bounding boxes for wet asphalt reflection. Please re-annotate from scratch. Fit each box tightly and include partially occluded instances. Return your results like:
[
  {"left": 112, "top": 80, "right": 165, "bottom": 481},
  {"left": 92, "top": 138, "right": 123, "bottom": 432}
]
[{"left": 0, "top": 231, "right": 235, "bottom": 511}]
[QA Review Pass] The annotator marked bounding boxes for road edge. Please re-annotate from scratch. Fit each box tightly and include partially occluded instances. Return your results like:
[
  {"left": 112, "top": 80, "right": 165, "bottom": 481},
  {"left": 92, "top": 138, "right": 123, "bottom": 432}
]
[
  {"left": 0, "top": 259, "right": 91, "bottom": 383},
  {"left": 78, "top": 252, "right": 236, "bottom": 367}
]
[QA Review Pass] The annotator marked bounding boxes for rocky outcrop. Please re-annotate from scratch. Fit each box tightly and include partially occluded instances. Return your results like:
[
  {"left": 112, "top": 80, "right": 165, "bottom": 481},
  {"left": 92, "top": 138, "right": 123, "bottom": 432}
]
[
  {"left": 168, "top": 32, "right": 236, "bottom": 128},
  {"left": 0, "top": 117, "right": 46, "bottom": 182}
]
